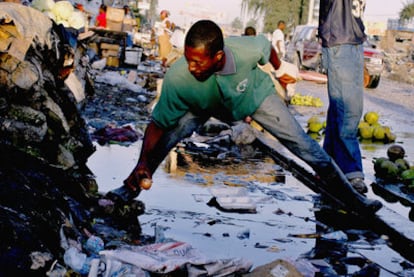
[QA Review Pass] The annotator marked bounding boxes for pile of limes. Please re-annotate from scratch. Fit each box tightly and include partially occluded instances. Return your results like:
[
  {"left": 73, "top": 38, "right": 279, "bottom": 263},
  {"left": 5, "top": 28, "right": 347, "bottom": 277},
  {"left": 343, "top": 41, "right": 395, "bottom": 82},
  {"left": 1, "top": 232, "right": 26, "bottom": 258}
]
[
  {"left": 358, "top": 111, "right": 397, "bottom": 143},
  {"left": 290, "top": 94, "right": 324, "bottom": 107},
  {"left": 305, "top": 115, "right": 326, "bottom": 141},
  {"left": 373, "top": 145, "right": 414, "bottom": 189}
]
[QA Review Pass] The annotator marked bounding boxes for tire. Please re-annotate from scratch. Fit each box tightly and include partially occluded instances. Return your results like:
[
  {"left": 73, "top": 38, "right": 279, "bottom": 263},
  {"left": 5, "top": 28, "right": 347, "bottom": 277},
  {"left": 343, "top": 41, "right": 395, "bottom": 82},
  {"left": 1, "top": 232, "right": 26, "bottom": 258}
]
[
  {"left": 363, "top": 67, "right": 370, "bottom": 88},
  {"left": 293, "top": 52, "right": 302, "bottom": 70},
  {"left": 315, "top": 55, "right": 326, "bottom": 74},
  {"left": 366, "top": 75, "right": 381, "bottom": 89}
]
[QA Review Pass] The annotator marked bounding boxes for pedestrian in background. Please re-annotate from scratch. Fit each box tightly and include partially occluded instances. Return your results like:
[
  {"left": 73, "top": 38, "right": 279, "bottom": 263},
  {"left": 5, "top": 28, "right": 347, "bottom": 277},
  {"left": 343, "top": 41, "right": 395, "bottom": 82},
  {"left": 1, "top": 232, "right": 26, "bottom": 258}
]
[
  {"left": 95, "top": 4, "right": 107, "bottom": 28},
  {"left": 243, "top": 25, "right": 295, "bottom": 103},
  {"left": 243, "top": 26, "right": 256, "bottom": 36},
  {"left": 154, "top": 10, "right": 174, "bottom": 65},
  {"left": 272, "top": 20, "right": 286, "bottom": 59},
  {"left": 319, "top": 0, "right": 368, "bottom": 194}
]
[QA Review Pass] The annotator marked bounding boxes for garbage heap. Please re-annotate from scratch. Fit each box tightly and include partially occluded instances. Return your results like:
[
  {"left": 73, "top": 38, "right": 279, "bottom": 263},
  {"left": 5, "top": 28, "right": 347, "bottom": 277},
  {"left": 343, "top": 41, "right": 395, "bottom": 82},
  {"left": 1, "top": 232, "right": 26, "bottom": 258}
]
[{"left": 0, "top": 4, "right": 144, "bottom": 275}]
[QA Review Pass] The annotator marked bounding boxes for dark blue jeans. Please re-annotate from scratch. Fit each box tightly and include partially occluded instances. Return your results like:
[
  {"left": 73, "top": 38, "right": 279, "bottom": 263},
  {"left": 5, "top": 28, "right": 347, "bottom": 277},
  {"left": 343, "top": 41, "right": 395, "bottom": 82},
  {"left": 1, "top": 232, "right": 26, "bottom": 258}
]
[{"left": 322, "top": 44, "right": 364, "bottom": 180}]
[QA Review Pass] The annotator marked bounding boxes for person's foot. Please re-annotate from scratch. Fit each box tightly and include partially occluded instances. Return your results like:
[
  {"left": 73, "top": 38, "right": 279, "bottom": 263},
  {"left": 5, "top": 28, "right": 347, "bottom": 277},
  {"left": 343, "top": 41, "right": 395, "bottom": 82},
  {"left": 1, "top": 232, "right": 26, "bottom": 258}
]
[
  {"left": 349, "top": 177, "right": 368, "bottom": 194},
  {"left": 105, "top": 184, "right": 141, "bottom": 204}
]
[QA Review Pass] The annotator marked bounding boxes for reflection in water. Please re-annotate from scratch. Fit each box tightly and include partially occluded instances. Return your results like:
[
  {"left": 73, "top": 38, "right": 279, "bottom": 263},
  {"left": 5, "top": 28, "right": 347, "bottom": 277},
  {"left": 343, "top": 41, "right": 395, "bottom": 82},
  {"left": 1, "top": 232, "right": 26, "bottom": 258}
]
[{"left": 304, "top": 196, "right": 414, "bottom": 276}]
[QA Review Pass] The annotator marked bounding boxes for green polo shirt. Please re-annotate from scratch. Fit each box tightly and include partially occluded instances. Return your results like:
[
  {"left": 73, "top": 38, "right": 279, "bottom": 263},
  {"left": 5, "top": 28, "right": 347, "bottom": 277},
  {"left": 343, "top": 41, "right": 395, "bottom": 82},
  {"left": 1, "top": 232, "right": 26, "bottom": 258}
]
[{"left": 152, "top": 34, "right": 274, "bottom": 129}]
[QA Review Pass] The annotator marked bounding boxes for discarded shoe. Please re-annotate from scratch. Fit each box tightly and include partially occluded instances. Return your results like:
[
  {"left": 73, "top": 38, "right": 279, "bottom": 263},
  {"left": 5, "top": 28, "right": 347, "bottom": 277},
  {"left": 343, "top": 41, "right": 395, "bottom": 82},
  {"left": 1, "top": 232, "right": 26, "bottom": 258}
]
[
  {"left": 349, "top": 178, "right": 368, "bottom": 194},
  {"left": 105, "top": 184, "right": 141, "bottom": 204}
]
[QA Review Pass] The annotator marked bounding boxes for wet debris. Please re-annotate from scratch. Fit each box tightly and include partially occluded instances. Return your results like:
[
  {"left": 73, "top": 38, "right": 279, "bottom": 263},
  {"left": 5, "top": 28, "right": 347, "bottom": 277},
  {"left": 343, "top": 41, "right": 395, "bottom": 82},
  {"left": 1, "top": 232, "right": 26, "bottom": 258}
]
[{"left": 0, "top": 4, "right": 146, "bottom": 275}]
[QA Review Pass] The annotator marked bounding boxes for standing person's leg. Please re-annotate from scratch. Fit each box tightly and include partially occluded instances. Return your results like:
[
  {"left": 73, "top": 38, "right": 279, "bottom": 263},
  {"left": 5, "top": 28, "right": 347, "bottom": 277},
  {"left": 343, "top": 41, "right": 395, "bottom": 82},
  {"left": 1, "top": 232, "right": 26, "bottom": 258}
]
[
  {"left": 158, "top": 33, "right": 172, "bottom": 62},
  {"left": 251, "top": 94, "right": 381, "bottom": 213},
  {"left": 322, "top": 45, "right": 366, "bottom": 193}
]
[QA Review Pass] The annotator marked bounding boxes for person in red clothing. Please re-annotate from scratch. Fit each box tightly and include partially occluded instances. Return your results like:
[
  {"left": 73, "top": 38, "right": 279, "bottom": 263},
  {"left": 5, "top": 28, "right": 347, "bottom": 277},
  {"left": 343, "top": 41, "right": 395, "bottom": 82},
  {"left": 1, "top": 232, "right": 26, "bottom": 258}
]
[{"left": 95, "top": 4, "right": 107, "bottom": 28}]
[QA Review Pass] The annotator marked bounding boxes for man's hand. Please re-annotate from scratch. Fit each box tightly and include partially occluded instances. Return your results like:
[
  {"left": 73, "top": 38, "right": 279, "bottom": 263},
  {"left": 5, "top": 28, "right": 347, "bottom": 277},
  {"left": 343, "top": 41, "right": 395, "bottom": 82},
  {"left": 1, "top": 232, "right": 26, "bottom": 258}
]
[
  {"left": 275, "top": 61, "right": 299, "bottom": 89},
  {"left": 124, "top": 162, "right": 152, "bottom": 191}
]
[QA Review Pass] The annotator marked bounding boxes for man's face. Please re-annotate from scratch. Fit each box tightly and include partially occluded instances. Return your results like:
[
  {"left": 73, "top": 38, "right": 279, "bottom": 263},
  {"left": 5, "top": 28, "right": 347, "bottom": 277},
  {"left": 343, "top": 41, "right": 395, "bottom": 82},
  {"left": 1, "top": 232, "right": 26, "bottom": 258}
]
[{"left": 184, "top": 45, "right": 219, "bottom": 82}]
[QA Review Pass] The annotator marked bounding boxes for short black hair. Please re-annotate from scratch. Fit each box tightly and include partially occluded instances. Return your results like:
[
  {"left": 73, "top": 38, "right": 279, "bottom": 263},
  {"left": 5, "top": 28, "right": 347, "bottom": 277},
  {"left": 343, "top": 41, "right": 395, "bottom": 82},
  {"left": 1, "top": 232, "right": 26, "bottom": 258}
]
[
  {"left": 185, "top": 20, "right": 224, "bottom": 58},
  {"left": 243, "top": 26, "right": 256, "bottom": 36}
]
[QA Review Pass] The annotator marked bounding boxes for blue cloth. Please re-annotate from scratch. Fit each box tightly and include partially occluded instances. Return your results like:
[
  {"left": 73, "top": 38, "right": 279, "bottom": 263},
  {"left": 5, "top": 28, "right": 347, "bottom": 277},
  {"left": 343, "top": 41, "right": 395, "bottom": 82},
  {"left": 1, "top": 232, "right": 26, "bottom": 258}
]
[{"left": 321, "top": 44, "right": 364, "bottom": 180}]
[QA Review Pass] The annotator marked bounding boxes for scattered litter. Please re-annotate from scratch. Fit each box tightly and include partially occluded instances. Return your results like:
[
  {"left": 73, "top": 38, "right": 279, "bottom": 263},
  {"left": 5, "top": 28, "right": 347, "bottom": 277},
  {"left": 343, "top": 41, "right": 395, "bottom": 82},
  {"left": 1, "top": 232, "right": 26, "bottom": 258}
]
[
  {"left": 236, "top": 228, "right": 250, "bottom": 240},
  {"left": 208, "top": 186, "right": 257, "bottom": 213},
  {"left": 91, "top": 124, "right": 140, "bottom": 145},
  {"left": 99, "top": 241, "right": 253, "bottom": 276}
]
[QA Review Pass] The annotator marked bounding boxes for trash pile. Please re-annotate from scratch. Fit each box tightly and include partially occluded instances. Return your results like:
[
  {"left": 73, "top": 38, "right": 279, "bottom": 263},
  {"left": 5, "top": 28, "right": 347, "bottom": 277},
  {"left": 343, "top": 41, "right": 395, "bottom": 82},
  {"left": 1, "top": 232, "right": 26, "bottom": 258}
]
[
  {"left": 3, "top": 3, "right": 414, "bottom": 276},
  {"left": 0, "top": 4, "right": 255, "bottom": 276},
  {"left": 0, "top": 4, "right": 145, "bottom": 275}
]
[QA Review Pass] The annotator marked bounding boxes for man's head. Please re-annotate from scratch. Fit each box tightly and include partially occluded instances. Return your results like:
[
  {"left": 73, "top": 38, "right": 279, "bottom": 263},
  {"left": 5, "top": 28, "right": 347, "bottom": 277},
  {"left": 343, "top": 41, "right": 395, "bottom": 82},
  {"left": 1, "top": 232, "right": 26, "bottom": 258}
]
[
  {"left": 243, "top": 26, "right": 256, "bottom": 36},
  {"left": 184, "top": 20, "right": 225, "bottom": 82},
  {"left": 99, "top": 4, "right": 107, "bottom": 13},
  {"left": 278, "top": 20, "right": 286, "bottom": 31},
  {"left": 160, "top": 10, "right": 169, "bottom": 19}
]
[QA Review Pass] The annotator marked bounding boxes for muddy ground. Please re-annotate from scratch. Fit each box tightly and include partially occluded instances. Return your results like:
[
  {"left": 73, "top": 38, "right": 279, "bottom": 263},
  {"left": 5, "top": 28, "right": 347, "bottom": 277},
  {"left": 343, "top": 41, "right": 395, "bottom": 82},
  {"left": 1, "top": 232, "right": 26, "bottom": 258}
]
[{"left": 84, "top": 72, "right": 414, "bottom": 276}]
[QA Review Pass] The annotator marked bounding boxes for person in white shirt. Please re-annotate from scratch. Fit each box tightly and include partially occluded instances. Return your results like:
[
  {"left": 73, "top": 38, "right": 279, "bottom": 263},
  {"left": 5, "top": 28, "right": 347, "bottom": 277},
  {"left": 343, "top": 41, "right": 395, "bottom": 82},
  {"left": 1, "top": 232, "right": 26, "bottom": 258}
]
[
  {"left": 272, "top": 20, "right": 286, "bottom": 59},
  {"left": 153, "top": 10, "right": 175, "bottom": 65}
]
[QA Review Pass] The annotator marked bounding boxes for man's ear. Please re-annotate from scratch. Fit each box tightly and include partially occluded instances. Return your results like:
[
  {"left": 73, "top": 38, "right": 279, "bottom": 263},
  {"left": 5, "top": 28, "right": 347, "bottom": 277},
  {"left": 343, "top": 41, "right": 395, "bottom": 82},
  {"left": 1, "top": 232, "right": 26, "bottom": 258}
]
[{"left": 215, "top": 50, "right": 224, "bottom": 61}]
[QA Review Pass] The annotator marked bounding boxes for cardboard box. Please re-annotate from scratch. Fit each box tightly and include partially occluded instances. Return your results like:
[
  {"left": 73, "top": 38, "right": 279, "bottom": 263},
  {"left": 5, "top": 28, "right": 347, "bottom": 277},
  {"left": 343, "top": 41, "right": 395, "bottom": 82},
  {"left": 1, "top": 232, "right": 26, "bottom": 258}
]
[
  {"left": 101, "top": 49, "right": 119, "bottom": 57},
  {"left": 106, "top": 7, "right": 124, "bottom": 22},
  {"left": 100, "top": 43, "right": 120, "bottom": 51},
  {"left": 106, "top": 56, "right": 119, "bottom": 67},
  {"left": 122, "top": 18, "right": 137, "bottom": 32},
  {"left": 107, "top": 19, "right": 123, "bottom": 32}
]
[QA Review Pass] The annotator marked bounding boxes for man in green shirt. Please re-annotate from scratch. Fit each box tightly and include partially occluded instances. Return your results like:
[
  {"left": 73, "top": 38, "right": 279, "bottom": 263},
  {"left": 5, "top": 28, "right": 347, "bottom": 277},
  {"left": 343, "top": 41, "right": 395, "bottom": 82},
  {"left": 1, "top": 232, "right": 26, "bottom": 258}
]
[{"left": 108, "top": 20, "right": 382, "bottom": 214}]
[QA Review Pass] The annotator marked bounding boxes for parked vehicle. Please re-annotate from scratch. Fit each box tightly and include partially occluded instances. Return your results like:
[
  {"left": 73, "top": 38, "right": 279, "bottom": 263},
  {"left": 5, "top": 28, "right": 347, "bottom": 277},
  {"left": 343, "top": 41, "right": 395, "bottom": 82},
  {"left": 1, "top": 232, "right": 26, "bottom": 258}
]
[{"left": 285, "top": 25, "right": 384, "bottom": 88}]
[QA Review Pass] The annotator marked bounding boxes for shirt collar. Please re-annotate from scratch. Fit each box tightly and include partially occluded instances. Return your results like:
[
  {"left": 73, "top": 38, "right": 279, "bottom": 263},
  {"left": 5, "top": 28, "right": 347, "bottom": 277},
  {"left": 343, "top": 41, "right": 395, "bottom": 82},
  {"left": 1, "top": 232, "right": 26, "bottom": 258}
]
[{"left": 216, "top": 46, "right": 236, "bottom": 75}]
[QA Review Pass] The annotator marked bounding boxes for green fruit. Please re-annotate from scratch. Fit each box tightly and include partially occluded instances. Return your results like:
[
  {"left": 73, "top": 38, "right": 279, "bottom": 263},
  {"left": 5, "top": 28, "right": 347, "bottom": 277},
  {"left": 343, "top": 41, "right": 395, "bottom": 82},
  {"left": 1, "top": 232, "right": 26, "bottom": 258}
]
[
  {"left": 373, "top": 157, "right": 389, "bottom": 174},
  {"left": 373, "top": 126, "right": 385, "bottom": 140},
  {"left": 401, "top": 169, "right": 414, "bottom": 181},
  {"left": 359, "top": 126, "right": 373, "bottom": 139},
  {"left": 385, "top": 131, "right": 397, "bottom": 142},
  {"left": 387, "top": 144, "right": 405, "bottom": 161},
  {"left": 307, "top": 115, "right": 321, "bottom": 125},
  {"left": 308, "top": 122, "right": 324, "bottom": 133},
  {"left": 364, "top": 111, "right": 379, "bottom": 125},
  {"left": 311, "top": 97, "right": 324, "bottom": 107},
  {"left": 308, "top": 132, "right": 321, "bottom": 141},
  {"left": 395, "top": 158, "right": 410, "bottom": 173},
  {"left": 371, "top": 122, "right": 382, "bottom": 128},
  {"left": 377, "top": 160, "right": 399, "bottom": 180},
  {"left": 382, "top": 126, "right": 391, "bottom": 133},
  {"left": 358, "top": 121, "right": 370, "bottom": 129}
]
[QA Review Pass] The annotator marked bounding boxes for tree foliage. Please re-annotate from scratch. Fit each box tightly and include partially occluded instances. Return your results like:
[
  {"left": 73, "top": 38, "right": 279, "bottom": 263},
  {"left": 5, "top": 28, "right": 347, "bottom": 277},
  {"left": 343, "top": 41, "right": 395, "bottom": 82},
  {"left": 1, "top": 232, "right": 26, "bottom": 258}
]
[
  {"left": 399, "top": 1, "right": 414, "bottom": 21},
  {"left": 241, "top": 0, "right": 309, "bottom": 34},
  {"left": 245, "top": 18, "right": 257, "bottom": 29},
  {"left": 231, "top": 17, "right": 244, "bottom": 30}
]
